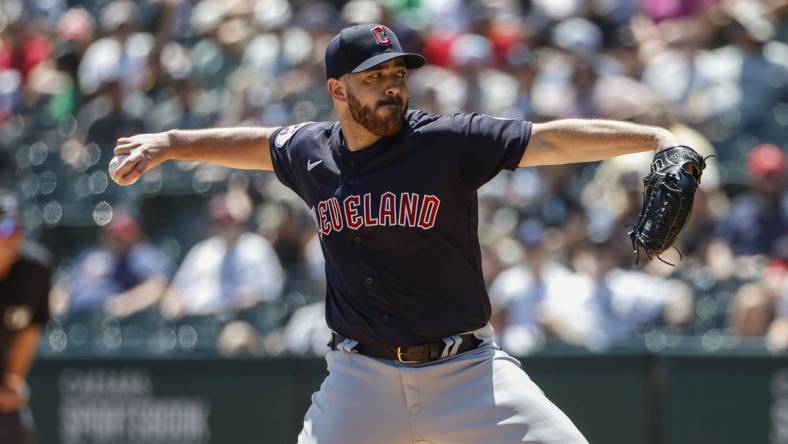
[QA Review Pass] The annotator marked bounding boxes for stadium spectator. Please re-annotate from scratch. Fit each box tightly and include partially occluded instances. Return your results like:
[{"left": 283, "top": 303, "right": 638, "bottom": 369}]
[
  {"left": 80, "top": 77, "right": 146, "bottom": 163},
  {"left": 77, "top": 0, "right": 150, "bottom": 96},
  {"left": 159, "top": 190, "right": 285, "bottom": 355},
  {"left": 51, "top": 210, "right": 171, "bottom": 318},
  {"left": 489, "top": 219, "right": 574, "bottom": 355},
  {"left": 0, "top": 21, "right": 52, "bottom": 84},
  {"left": 723, "top": 12, "right": 786, "bottom": 139},
  {"left": 25, "top": 8, "right": 95, "bottom": 123},
  {"left": 716, "top": 144, "right": 787, "bottom": 257},
  {"left": 765, "top": 239, "right": 788, "bottom": 350},
  {"left": 545, "top": 239, "right": 694, "bottom": 350},
  {"left": 161, "top": 190, "right": 284, "bottom": 318},
  {"left": 281, "top": 233, "right": 330, "bottom": 356},
  {"left": 282, "top": 299, "right": 330, "bottom": 356}
]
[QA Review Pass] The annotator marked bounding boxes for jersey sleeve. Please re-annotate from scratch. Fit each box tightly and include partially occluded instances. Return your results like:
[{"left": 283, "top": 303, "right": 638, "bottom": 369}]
[
  {"left": 450, "top": 113, "right": 531, "bottom": 190},
  {"left": 268, "top": 123, "right": 312, "bottom": 200}
]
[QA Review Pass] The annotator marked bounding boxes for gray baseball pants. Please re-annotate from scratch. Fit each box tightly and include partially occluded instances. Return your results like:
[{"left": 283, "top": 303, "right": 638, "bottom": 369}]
[{"left": 297, "top": 327, "right": 588, "bottom": 444}]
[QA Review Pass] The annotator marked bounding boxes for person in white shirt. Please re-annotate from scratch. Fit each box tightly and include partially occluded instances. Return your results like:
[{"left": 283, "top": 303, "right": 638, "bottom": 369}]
[
  {"left": 489, "top": 220, "right": 573, "bottom": 355},
  {"left": 162, "top": 191, "right": 284, "bottom": 318}
]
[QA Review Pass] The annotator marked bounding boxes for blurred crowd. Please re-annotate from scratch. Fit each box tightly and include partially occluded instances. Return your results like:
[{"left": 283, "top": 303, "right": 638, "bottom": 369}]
[{"left": 0, "top": 0, "right": 786, "bottom": 357}]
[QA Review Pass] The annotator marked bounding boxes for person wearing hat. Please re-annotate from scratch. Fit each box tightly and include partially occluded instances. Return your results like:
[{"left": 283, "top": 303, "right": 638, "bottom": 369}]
[
  {"left": 110, "top": 23, "right": 687, "bottom": 444},
  {"left": 0, "top": 192, "right": 51, "bottom": 444},
  {"left": 717, "top": 144, "right": 787, "bottom": 339},
  {"left": 52, "top": 210, "right": 172, "bottom": 319},
  {"left": 716, "top": 143, "right": 787, "bottom": 257}
]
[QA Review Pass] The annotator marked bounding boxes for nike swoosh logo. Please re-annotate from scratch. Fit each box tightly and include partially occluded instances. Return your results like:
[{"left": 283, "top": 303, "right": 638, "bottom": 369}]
[{"left": 307, "top": 159, "right": 323, "bottom": 171}]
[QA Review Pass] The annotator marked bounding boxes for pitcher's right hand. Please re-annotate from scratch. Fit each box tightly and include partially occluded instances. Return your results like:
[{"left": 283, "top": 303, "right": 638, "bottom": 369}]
[{"left": 109, "top": 132, "right": 171, "bottom": 186}]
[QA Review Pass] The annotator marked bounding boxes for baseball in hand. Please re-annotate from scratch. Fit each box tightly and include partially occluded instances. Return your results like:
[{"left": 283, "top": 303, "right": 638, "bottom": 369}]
[{"left": 108, "top": 154, "right": 128, "bottom": 181}]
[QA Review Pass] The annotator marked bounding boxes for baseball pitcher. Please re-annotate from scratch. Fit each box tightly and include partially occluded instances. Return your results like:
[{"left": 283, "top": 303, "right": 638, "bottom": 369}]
[{"left": 110, "top": 24, "right": 704, "bottom": 444}]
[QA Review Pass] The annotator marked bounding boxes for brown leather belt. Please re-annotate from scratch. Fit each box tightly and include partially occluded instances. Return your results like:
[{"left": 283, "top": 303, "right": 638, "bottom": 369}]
[{"left": 330, "top": 332, "right": 483, "bottom": 364}]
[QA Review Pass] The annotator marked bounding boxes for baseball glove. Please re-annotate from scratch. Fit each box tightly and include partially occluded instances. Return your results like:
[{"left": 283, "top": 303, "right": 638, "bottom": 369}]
[{"left": 628, "top": 145, "right": 709, "bottom": 265}]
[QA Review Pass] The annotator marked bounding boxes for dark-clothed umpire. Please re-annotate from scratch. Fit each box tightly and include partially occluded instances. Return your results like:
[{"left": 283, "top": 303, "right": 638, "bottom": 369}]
[{"left": 0, "top": 192, "right": 51, "bottom": 444}]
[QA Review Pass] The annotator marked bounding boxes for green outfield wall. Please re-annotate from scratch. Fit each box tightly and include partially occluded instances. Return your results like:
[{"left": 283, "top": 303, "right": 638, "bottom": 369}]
[{"left": 26, "top": 351, "right": 788, "bottom": 444}]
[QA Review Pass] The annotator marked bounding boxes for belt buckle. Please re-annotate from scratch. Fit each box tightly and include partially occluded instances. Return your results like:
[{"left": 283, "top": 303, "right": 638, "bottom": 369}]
[{"left": 396, "top": 346, "right": 419, "bottom": 364}]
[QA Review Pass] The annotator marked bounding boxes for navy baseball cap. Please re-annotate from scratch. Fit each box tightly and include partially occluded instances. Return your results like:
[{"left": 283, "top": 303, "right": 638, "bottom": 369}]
[{"left": 325, "top": 24, "right": 425, "bottom": 79}]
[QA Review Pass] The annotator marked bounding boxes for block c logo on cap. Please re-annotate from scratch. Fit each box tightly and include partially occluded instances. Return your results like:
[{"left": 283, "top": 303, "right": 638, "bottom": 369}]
[{"left": 371, "top": 25, "right": 392, "bottom": 46}]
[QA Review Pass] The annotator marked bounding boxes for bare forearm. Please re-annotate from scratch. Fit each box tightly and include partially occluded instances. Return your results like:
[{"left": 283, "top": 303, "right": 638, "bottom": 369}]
[
  {"left": 111, "top": 126, "right": 280, "bottom": 186},
  {"left": 5, "top": 326, "right": 41, "bottom": 379},
  {"left": 522, "top": 119, "right": 679, "bottom": 167},
  {"left": 106, "top": 277, "right": 168, "bottom": 317},
  {"left": 167, "top": 127, "right": 277, "bottom": 170}
]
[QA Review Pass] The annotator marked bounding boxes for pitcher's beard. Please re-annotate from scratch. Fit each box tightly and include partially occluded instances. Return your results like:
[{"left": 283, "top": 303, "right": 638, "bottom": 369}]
[{"left": 347, "top": 92, "right": 408, "bottom": 137}]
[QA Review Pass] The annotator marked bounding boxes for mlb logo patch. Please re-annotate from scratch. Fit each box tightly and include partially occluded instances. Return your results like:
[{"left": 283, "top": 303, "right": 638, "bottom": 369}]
[{"left": 275, "top": 122, "right": 311, "bottom": 148}]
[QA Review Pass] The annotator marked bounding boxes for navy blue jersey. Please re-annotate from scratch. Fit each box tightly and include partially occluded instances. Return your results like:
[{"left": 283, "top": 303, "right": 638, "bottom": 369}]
[{"left": 269, "top": 109, "right": 531, "bottom": 347}]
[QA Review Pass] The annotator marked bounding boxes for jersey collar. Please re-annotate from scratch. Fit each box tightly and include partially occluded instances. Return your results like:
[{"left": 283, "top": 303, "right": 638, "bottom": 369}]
[{"left": 329, "top": 115, "right": 413, "bottom": 160}]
